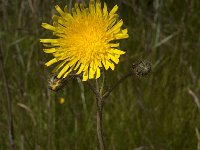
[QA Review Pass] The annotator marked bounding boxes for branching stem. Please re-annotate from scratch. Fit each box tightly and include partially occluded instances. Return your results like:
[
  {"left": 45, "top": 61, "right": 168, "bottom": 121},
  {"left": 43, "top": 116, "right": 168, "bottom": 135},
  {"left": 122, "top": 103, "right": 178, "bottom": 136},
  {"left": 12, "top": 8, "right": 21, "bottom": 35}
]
[
  {"left": 102, "top": 71, "right": 133, "bottom": 99},
  {"left": 85, "top": 71, "right": 133, "bottom": 150}
]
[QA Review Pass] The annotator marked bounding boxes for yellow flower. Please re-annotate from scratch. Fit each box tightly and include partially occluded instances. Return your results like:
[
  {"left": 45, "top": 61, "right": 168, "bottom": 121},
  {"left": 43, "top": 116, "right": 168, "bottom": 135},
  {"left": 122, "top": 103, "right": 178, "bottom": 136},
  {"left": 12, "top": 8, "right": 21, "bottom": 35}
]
[
  {"left": 58, "top": 97, "right": 65, "bottom": 104},
  {"left": 40, "top": 0, "right": 129, "bottom": 81}
]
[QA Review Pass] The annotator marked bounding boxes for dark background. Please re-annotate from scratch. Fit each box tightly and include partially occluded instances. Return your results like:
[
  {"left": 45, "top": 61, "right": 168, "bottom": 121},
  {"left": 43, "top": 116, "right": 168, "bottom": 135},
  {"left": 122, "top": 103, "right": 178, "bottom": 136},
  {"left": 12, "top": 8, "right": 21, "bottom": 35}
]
[{"left": 0, "top": 0, "right": 200, "bottom": 149}]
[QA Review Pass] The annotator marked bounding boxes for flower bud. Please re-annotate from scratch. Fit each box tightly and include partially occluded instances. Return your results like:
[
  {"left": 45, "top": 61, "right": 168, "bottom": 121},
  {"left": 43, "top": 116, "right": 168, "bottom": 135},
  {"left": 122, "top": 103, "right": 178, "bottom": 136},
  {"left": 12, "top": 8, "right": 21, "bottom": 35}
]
[{"left": 132, "top": 60, "right": 151, "bottom": 77}]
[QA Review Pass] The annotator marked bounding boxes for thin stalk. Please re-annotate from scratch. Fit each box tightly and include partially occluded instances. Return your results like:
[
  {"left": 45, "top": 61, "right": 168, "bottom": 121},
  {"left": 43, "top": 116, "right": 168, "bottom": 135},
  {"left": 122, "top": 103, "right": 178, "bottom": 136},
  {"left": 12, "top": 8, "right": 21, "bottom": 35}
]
[
  {"left": 103, "top": 71, "right": 133, "bottom": 99},
  {"left": 95, "top": 80, "right": 105, "bottom": 150},
  {"left": 96, "top": 96, "right": 105, "bottom": 150},
  {"left": 85, "top": 71, "right": 133, "bottom": 150}
]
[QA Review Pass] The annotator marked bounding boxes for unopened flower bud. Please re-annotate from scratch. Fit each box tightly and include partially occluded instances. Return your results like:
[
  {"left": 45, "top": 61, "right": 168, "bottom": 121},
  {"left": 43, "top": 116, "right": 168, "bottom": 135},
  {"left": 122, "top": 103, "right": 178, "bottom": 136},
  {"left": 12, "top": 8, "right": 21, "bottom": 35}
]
[{"left": 132, "top": 60, "right": 152, "bottom": 77}]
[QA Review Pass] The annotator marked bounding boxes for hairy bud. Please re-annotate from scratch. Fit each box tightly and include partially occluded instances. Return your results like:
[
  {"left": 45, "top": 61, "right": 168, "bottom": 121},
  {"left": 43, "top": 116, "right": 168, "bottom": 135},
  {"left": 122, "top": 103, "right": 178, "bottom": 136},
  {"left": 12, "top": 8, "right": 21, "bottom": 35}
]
[{"left": 132, "top": 60, "right": 152, "bottom": 77}]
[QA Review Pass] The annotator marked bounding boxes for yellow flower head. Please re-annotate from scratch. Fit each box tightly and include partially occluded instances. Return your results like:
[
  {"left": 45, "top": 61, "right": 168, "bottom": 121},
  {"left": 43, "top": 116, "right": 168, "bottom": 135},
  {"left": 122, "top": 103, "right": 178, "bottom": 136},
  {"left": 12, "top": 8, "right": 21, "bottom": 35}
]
[
  {"left": 40, "top": 0, "right": 129, "bottom": 81},
  {"left": 58, "top": 97, "right": 65, "bottom": 104}
]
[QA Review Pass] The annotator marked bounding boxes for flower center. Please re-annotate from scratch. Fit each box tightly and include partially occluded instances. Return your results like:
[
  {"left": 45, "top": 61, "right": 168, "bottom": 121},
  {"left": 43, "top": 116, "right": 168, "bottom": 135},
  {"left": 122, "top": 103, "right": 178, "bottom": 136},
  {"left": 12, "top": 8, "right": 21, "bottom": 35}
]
[{"left": 67, "top": 19, "right": 107, "bottom": 62}]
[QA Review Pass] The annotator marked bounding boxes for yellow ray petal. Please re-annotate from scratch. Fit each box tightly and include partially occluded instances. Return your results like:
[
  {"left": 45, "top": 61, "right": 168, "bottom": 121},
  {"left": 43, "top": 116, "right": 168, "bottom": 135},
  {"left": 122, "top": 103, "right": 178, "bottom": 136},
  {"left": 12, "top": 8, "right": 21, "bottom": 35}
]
[
  {"left": 109, "top": 43, "right": 119, "bottom": 48},
  {"left": 114, "top": 54, "right": 120, "bottom": 59},
  {"left": 67, "top": 58, "right": 78, "bottom": 67},
  {"left": 80, "top": 3, "right": 85, "bottom": 11},
  {"left": 63, "top": 13, "right": 73, "bottom": 20},
  {"left": 107, "top": 16, "right": 118, "bottom": 28},
  {"left": 55, "top": 5, "right": 65, "bottom": 17},
  {"left": 108, "top": 20, "right": 123, "bottom": 34},
  {"left": 57, "top": 18, "right": 67, "bottom": 27},
  {"left": 52, "top": 60, "right": 67, "bottom": 73},
  {"left": 110, "top": 49, "right": 126, "bottom": 55},
  {"left": 89, "top": 67, "right": 95, "bottom": 79},
  {"left": 82, "top": 69, "right": 89, "bottom": 81},
  {"left": 103, "top": 2, "right": 108, "bottom": 18},
  {"left": 64, "top": 5, "right": 68, "bottom": 13},
  {"left": 63, "top": 68, "right": 72, "bottom": 78},
  {"left": 75, "top": 3, "right": 81, "bottom": 15},
  {"left": 122, "top": 29, "right": 128, "bottom": 34},
  {"left": 52, "top": 15, "right": 59, "bottom": 21},
  {"left": 76, "top": 64, "right": 85, "bottom": 74},
  {"left": 41, "top": 23, "right": 56, "bottom": 31},
  {"left": 57, "top": 64, "right": 70, "bottom": 78},
  {"left": 106, "top": 60, "right": 115, "bottom": 70},
  {"left": 115, "top": 33, "right": 129, "bottom": 39},
  {"left": 98, "top": 61, "right": 102, "bottom": 67},
  {"left": 43, "top": 48, "right": 56, "bottom": 53},
  {"left": 108, "top": 53, "right": 119, "bottom": 64},
  {"left": 45, "top": 58, "right": 58, "bottom": 67},
  {"left": 74, "top": 61, "right": 81, "bottom": 70},
  {"left": 96, "top": 0, "right": 102, "bottom": 16},
  {"left": 102, "top": 60, "right": 109, "bottom": 70},
  {"left": 89, "top": 0, "right": 95, "bottom": 14},
  {"left": 109, "top": 5, "right": 118, "bottom": 16},
  {"left": 96, "top": 67, "right": 101, "bottom": 79},
  {"left": 40, "top": 39, "right": 58, "bottom": 43},
  {"left": 72, "top": 8, "right": 77, "bottom": 17}
]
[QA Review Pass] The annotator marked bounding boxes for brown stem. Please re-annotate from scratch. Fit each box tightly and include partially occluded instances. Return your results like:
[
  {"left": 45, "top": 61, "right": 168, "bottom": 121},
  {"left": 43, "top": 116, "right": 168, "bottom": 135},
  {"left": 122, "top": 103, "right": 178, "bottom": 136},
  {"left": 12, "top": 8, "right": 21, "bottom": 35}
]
[
  {"left": 95, "top": 80, "right": 105, "bottom": 150},
  {"left": 0, "top": 43, "right": 15, "bottom": 150},
  {"left": 86, "top": 80, "right": 98, "bottom": 96},
  {"left": 85, "top": 71, "right": 133, "bottom": 150},
  {"left": 102, "top": 71, "right": 133, "bottom": 99},
  {"left": 87, "top": 80, "right": 105, "bottom": 150},
  {"left": 96, "top": 96, "right": 105, "bottom": 150}
]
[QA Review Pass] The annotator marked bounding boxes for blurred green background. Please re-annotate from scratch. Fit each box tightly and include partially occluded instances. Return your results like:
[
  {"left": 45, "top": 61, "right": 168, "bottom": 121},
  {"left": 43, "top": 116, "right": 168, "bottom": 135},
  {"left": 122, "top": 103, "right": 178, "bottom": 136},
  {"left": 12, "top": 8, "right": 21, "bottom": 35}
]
[{"left": 0, "top": 0, "right": 200, "bottom": 149}]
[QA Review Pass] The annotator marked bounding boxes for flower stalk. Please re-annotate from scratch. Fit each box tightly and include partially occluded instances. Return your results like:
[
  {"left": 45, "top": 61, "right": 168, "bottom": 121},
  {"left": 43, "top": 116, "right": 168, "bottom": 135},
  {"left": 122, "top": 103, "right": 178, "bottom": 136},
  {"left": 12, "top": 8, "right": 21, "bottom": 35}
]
[
  {"left": 96, "top": 95, "right": 105, "bottom": 150},
  {"left": 48, "top": 60, "right": 151, "bottom": 149},
  {"left": 95, "top": 79, "right": 105, "bottom": 150},
  {"left": 86, "top": 71, "right": 134, "bottom": 150}
]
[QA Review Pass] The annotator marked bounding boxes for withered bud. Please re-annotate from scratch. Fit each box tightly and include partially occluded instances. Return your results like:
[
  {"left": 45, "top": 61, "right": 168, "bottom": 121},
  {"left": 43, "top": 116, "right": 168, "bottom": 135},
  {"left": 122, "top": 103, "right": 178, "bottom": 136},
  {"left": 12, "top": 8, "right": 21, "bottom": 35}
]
[
  {"left": 132, "top": 60, "right": 152, "bottom": 77},
  {"left": 48, "top": 75, "right": 68, "bottom": 92}
]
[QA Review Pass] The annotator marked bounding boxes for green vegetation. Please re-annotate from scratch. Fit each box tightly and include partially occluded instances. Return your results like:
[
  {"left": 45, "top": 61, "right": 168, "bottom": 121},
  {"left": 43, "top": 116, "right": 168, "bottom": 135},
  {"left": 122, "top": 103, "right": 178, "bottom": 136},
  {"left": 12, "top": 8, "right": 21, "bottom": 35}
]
[{"left": 0, "top": 0, "right": 200, "bottom": 149}]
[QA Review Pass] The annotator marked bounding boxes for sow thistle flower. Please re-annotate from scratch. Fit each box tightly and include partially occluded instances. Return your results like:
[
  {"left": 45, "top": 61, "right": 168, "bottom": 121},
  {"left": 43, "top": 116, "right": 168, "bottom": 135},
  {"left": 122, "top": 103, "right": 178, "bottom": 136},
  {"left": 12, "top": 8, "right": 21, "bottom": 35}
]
[{"left": 40, "top": 0, "right": 129, "bottom": 81}]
